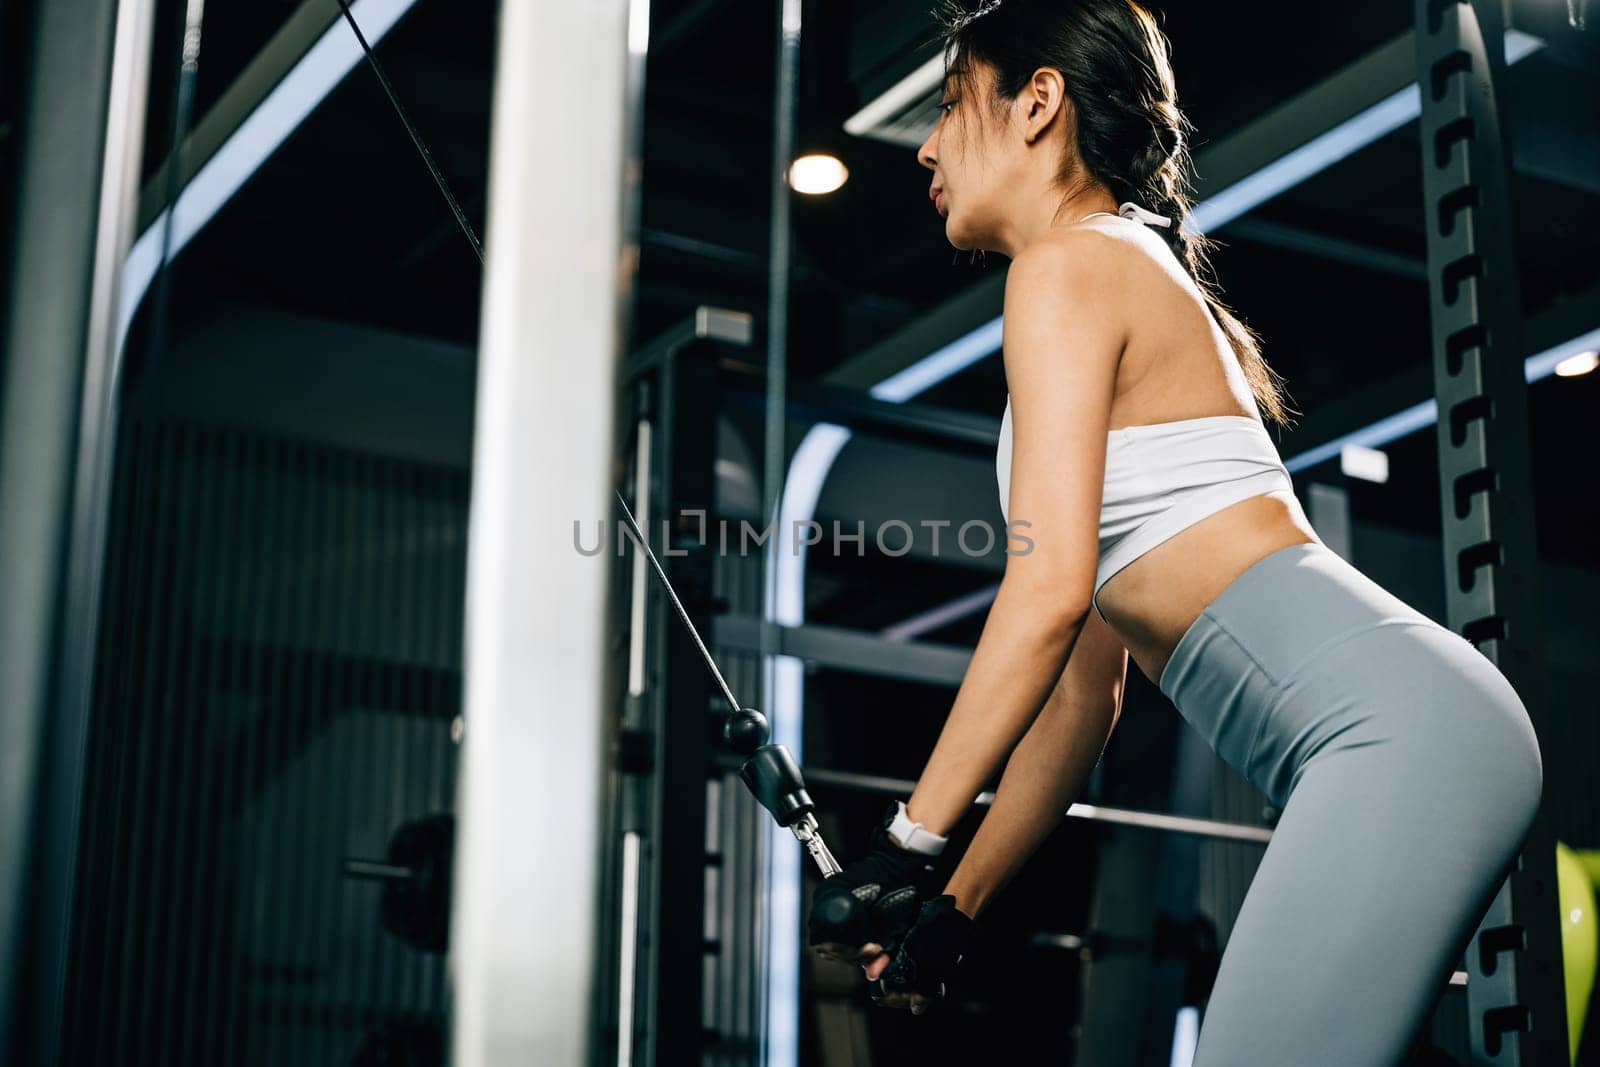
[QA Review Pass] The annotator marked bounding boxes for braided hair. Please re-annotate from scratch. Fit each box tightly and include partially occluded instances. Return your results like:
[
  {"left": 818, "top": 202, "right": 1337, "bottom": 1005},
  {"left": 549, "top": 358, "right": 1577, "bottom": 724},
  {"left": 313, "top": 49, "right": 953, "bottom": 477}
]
[{"left": 932, "top": 0, "right": 1296, "bottom": 428}]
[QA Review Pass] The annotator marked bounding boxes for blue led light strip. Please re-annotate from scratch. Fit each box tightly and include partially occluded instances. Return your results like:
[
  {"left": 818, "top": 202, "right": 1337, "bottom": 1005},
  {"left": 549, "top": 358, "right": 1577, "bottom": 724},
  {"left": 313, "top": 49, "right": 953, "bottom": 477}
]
[{"left": 117, "top": 0, "right": 420, "bottom": 366}]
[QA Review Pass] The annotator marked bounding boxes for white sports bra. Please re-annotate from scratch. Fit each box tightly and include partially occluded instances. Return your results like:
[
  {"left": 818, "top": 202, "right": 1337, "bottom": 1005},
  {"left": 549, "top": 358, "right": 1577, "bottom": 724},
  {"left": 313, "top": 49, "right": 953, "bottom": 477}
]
[{"left": 994, "top": 203, "right": 1296, "bottom": 618}]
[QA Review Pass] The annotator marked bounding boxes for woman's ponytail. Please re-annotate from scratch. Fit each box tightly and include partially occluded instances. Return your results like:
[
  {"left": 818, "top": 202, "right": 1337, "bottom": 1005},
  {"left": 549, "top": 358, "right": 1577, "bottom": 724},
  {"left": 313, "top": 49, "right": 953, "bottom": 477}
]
[
  {"left": 936, "top": 0, "right": 1298, "bottom": 429},
  {"left": 1130, "top": 120, "right": 1297, "bottom": 429}
]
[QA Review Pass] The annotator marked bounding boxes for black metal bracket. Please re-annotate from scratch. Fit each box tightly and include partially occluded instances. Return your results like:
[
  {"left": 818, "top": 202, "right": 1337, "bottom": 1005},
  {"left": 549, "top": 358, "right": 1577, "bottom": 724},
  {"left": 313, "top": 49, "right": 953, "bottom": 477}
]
[{"left": 1413, "top": 2, "right": 1569, "bottom": 1061}]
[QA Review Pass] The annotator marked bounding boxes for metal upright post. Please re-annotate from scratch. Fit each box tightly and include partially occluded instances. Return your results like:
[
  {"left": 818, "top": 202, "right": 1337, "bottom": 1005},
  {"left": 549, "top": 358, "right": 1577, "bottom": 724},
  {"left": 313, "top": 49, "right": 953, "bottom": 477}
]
[
  {"left": 448, "top": 0, "right": 641, "bottom": 1061},
  {"left": 761, "top": 0, "right": 801, "bottom": 712},
  {"left": 0, "top": 0, "right": 156, "bottom": 1061},
  {"left": 602, "top": 309, "right": 752, "bottom": 1066},
  {"left": 1412, "top": 2, "right": 1567, "bottom": 1061},
  {"left": 760, "top": 4, "right": 804, "bottom": 1065}
]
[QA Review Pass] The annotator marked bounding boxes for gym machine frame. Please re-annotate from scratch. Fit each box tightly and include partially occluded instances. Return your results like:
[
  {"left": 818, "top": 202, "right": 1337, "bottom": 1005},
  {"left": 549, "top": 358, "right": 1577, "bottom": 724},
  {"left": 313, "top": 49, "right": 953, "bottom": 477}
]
[
  {"left": 604, "top": 310, "right": 850, "bottom": 1066},
  {"left": 1414, "top": 1, "right": 1568, "bottom": 1061}
]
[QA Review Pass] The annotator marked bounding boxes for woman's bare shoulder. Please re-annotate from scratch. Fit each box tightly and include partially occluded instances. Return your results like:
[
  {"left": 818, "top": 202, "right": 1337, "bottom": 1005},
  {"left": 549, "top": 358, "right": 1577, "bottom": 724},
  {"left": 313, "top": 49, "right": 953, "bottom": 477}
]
[
  {"left": 1005, "top": 221, "right": 1192, "bottom": 348},
  {"left": 1018, "top": 218, "right": 1180, "bottom": 290}
]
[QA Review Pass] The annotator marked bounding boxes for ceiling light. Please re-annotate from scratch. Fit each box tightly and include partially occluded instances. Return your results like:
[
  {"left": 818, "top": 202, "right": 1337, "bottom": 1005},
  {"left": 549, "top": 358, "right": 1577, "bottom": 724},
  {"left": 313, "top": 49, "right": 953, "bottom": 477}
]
[
  {"left": 1554, "top": 349, "right": 1599, "bottom": 378},
  {"left": 787, "top": 153, "right": 848, "bottom": 195}
]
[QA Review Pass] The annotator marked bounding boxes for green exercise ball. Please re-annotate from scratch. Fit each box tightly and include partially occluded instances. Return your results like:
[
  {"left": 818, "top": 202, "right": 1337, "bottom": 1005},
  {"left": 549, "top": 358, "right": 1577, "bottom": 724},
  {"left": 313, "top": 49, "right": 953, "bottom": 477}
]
[{"left": 1555, "top": 842, "right": 1597, "bottom": 1064}]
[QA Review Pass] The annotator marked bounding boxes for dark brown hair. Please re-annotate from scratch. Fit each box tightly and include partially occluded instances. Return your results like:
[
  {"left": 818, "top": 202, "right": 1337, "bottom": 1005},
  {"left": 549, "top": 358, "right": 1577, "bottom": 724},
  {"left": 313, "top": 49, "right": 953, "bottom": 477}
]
[{"left": 933, "top": 0, "right": 1296, "bottom": 427}]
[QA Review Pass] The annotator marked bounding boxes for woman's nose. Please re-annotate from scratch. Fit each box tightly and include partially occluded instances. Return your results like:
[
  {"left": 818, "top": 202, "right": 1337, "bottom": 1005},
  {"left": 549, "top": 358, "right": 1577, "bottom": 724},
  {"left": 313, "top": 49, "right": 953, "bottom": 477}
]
[{"left": 917, "top": 131, "right": 936, "bottom": 171}]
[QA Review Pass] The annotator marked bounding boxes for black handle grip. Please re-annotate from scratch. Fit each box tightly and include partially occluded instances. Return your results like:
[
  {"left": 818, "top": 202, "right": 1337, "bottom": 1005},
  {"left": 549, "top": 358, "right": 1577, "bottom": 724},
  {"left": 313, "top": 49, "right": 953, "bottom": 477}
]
[
  {"left": 738, "top": 743, "right": 814, "bottom": 827},
  {"left": 809, "top": 889, "right": 867, "bottom": 944}
]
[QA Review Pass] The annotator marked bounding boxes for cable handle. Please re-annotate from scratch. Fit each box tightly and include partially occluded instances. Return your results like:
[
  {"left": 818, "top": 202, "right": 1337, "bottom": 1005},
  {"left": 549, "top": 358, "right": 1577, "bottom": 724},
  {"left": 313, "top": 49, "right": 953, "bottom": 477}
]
[{"left": 614, "top": 493, "right": 842, "bottom": 878}]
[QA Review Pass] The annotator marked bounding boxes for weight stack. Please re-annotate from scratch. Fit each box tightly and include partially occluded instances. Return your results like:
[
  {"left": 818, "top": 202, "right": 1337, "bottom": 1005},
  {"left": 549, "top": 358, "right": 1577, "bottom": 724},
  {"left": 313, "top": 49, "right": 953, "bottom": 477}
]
[{"left": 62, "top": 417, "right": 467, "bottom": 1067}]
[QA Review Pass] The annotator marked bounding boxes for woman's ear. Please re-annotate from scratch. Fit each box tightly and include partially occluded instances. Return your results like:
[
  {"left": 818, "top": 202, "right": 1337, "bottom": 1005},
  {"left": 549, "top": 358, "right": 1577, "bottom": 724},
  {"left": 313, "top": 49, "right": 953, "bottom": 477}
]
[{"left": 1021, "top": 67, "right": 1067, "bottom": 145}]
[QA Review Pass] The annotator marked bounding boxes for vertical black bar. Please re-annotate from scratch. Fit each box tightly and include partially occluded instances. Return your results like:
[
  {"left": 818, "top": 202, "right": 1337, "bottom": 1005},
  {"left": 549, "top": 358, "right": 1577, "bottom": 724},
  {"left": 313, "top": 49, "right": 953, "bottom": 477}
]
[
  {"left": 412, "top": 466, "right": 436, "bottom": 1018},
  {"left": 292, "top": 441, "right": 337, "bottom": 1054},
  {"left": 193, "top": 429, "right": 250, "bottom": 1065},
  {"left": 413, "top": 468, "right": 438, "bottom": 1008},
  {"left": 252, "top": 438, "right": 294, "bottom": 1055},
  {"left": 759, "top": 6, "right": 802, "bottom": 1061},
  {"left": 330, "top": 448, "right": 364, "bottom": 1058},
  {"left": 294, "top": 440, "right": 322, "bottom": 1049},
  {"left": 365, "top": 453, "right": 384, "bottom": 1038},
  {"left": 760, "top": 0, "right": 799, "bottom": 694},
  {"left": 638, "top": 366, "right": 671, "bottom": 1063},
  {"left": 315, "top": 447, "right": 362, "bottom": 1067},
  {"left": 341, "top": 451, "right": 381, "bottom": 1052},
  {"left": 365, "top": 453, "right": 398, "bottom": 1030},
  {"left": 422, "top": 465, "right": 448, "bottom": 1013},
  {"left": 69, "top": 418, "right": 154, "bottom": 1064},
  {"left": 110, "top": 423, "right": 182, "bottom": 1062},
  {"left": 225, "top": 434, "right": 288, "bottom": 1058},
  {"left": 263, "top": 439, "right": 314, "bottom": 1061},
  {"left": 1412, "top": 2, "right": 1568, "bottom": 1062},
  {"left": 399, "top": 462, "right": 425, "bottom": 1017},
  {"left": 135, "top": 424, "right": 201, "bottom": 1062},
  {"left": 644, "top": 361, "right": 673, "bottom": 1063},
  {"left": 256, "top": 434, "right": 286, "bottom": 1062},
  {"left": 374, "top": 455, "right": 407, "bottom": 1024},
  {"left": 648, "top": 343, "right": 722, "bottom": 1064},
  {"left": 176, "top": 427, "right": 246, "bottom": 1066},
  {"left": 153, "top": 424, "right": 224, "bottom": 1066}
]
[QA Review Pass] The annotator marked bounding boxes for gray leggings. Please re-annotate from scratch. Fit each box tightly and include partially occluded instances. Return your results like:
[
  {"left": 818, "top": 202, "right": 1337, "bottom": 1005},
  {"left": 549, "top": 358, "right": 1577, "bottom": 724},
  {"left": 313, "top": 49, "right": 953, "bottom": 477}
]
[{"left": 1158, "top": 542, "right": 1543, "bottom": 1066}]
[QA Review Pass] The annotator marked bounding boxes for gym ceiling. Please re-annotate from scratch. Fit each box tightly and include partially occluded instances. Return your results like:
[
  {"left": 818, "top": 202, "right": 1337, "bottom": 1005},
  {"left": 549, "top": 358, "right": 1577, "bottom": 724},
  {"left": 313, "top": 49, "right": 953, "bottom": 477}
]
[{"left": 130, "top": 0, "right": 1598, "bottom": 579}]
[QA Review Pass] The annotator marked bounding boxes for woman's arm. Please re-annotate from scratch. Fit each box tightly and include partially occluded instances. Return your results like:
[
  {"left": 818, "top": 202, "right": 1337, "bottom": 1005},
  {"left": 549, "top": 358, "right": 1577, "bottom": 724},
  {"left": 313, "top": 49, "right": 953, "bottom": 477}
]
[
  {"left": 943, "top": 608, "right": 1128, "bottom": 918},
  {"left": 900, "top": 227, "right": 1131, "bottom": 839},
  {"left": 900, "top": 579, "right": 1090, "bottom": 837}
]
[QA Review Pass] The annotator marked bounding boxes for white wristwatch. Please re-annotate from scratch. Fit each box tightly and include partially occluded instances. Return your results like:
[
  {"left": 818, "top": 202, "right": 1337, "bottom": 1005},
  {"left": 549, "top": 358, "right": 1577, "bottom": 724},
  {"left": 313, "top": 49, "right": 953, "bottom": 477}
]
[{"left": 886, "top": 800, "right": 948, "bottom": 856}]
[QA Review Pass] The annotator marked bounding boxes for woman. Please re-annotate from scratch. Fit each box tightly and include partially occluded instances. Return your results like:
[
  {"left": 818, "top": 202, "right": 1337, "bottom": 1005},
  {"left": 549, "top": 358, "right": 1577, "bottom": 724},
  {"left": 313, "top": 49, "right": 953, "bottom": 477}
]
[{"left": 807, "top": 1, "right": 1545, "bottom": 1062}]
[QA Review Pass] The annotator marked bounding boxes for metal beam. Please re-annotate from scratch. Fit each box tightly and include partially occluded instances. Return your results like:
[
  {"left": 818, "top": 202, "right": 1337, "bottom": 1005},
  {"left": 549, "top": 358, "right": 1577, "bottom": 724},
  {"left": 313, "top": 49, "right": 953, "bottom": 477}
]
[
  {"left": 723, "top": 377, "right": 1001, "bottom": 453},
  {"left": 775, "top": 765, "right": 1276, "bottom": 845},
  {"left": 118, "top": 0, "right": 421, "bottom": 360},
  {"left": 132, "top": 0, "right": 350, "bottom": 230},
  {"left": 823, "top": 271, "right": 1005, "bottom": 390},
  {"left": 715, "top": 614, "right": 973, "bottom": 686},
  {"left": 1221, "top": 216, "right": 1427, "bottom": 280},
  {"left": 1189, "top": 30, "right": 1421, "bottom": 223},
  {"left": 1276, "top": 284, "right": 1600, "bottom": 471}
]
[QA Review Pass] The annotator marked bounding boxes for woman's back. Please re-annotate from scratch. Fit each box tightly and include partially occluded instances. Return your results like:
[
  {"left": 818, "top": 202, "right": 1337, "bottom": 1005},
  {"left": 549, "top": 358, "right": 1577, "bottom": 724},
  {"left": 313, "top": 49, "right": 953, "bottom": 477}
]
[
  {"left": 1029, "top": 210, "right": 1321, "bottom": 683},
  {"left": 1078, "top": 209, "right": 1257, "bottom": 430}
]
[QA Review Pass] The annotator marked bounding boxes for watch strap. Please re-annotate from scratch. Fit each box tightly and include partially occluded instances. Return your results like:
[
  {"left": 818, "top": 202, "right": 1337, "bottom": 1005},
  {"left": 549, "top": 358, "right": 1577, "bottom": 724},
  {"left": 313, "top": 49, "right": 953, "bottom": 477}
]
[{"left": 886, "top": 800, "right": 947, "bottom": 856}]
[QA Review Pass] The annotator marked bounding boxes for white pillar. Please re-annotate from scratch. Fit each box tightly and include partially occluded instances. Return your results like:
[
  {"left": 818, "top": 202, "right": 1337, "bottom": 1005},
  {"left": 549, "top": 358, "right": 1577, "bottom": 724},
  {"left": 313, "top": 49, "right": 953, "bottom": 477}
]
[{"left": 449, "top": 0, "right": 640, "bottom": 1062}]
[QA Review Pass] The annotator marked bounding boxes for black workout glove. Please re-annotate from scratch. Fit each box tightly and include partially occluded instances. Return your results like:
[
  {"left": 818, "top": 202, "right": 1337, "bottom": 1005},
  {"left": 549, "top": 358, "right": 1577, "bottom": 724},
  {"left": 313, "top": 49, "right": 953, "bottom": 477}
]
[
  {"left": 808, "top": 802, "right": 942, "bottom": 962},
  {"left": 873, "top": 894, "right": 975, "bottom": 1012}
]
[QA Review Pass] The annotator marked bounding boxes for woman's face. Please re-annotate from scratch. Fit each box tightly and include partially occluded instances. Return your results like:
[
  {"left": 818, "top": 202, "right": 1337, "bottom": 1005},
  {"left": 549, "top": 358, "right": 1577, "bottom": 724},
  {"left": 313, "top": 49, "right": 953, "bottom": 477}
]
[{"left": 917, "top": 60, "right": 1018, "bottom": 253}]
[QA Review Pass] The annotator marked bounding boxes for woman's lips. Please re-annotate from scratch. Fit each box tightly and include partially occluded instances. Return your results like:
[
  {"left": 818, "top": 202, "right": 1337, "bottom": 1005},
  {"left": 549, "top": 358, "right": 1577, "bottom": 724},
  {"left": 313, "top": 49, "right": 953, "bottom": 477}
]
[{"left": 935, "top": 192, "right": 945, "bottom": 212}]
